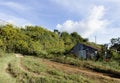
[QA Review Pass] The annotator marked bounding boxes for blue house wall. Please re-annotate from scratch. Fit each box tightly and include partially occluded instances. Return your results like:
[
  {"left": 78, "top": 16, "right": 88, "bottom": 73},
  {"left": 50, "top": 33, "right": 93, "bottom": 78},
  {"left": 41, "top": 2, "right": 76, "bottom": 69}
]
[{"left": 71, "top": 43, "right": 98, "bottom": 59}]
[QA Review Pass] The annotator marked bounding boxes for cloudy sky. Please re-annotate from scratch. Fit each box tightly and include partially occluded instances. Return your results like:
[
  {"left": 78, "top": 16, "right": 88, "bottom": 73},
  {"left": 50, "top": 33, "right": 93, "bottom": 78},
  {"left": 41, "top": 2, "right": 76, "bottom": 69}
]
[{"left": 0, "top": 0, "right": 120, "bottom": 44}]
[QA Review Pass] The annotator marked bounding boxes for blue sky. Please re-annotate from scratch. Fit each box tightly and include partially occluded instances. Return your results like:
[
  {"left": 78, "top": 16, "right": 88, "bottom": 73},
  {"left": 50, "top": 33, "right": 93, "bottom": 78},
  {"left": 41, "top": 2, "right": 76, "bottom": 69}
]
[{"left": 0, "top": 0, "right": 120, "bottom": 44}]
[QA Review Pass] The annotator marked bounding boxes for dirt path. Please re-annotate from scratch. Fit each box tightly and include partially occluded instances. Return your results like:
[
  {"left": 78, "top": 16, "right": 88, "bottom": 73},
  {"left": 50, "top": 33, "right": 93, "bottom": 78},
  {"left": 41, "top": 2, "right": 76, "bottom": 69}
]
[
  {"left": 15, "top": 53, "right": 23, "bottom": 58},
  {"left": 42, "top": 59, "right": 120, "bottom": 82},
  {"left": 15, "top": 54, "right": 44, "bottom": 77},
  {"left": 19, "top": 59, "right": 42, "bottom": 77}
]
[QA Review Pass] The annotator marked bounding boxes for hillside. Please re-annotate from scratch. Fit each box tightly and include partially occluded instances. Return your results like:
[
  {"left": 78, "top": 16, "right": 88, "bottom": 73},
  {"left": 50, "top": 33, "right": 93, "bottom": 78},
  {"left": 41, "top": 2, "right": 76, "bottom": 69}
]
[
  {"left": 0, "top": 53, "right": 120, "bottom": 83},
  {"left": 0, "top": 24, "right": 120, "bottom": 83},
  {"left": 0, "top": 24, "right": 100, "bottom": 56},
  {"left": 1, "top": 0, "right": 120, "bottom": 83}
]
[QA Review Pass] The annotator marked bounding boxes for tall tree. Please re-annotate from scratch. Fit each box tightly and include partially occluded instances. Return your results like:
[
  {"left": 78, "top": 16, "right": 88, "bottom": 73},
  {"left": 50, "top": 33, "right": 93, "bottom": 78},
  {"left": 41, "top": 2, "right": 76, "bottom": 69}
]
[{"left": 71, "top": 32, "right": 83, "bottom": 43}]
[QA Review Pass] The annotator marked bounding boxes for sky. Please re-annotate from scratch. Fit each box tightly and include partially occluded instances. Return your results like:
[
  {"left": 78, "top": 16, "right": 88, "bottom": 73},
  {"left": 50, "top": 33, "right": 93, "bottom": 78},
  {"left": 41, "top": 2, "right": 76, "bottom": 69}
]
[{"left": 0, "top": 0, "right": 120, "bottom": 44}]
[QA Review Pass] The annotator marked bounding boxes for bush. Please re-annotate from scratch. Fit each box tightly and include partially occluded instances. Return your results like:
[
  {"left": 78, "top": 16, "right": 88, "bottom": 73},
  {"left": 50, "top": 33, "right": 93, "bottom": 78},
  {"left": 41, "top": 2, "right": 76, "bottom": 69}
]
[{"left": 111, "top": 50, "right": 120, "bottom": 60}]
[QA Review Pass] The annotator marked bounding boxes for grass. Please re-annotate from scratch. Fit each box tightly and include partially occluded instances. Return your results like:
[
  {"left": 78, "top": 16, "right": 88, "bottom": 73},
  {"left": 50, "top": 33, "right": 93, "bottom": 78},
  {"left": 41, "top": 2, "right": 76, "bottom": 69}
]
[
  {"left": 0, "top": 53, "right": 120, "bottom": 83},
  {"left": 88, "top": 60, "right": 120, "bottom": 71},
  {"left": 83, "top": 60, "right": 120, "bottom": 72},
  {"left": 21, "top": 57, "right": 49, "bottom": 74},
  {"left": 7, "top": 58, "right": 36, "bottom": 83},
  {"left": 44, "top": 55, "right": 120, "bottom": 76},
  {"left": 0, "top": 53, "right": 16, "bottom": 83},
  {"left": 4, "top": 55, "right": 93, "bottom": 83},
  {"left": 82, "top": 60, "right": 120, "bottom": 78},
  {"left": 15, "top": 56, "right": 120, "bottom": 83},
  {"left": 19, "top": 56, "right": 93, "bottom": 83}
]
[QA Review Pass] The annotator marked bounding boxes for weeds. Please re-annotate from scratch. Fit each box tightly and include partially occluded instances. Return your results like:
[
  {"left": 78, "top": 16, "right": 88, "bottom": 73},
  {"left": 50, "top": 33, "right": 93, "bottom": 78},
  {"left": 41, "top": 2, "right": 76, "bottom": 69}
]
[{"left": 7, "top": 56, "right": 93, "bottom": 83}]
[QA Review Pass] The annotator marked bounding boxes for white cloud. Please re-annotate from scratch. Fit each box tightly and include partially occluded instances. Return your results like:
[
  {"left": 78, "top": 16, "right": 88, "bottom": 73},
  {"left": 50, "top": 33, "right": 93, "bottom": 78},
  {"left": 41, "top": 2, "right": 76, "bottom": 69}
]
[
  {"left": 0, "top": 13, "right": 32, "bottom": 26},
  {"left": 90, "top": 27, "right": 120, "bottom": 44},
  {"left": 51, "top": 0, "right": 120, "bottom": 44},
  {"left": 56, "top": 5, "right": 108, "bottom": 38}
]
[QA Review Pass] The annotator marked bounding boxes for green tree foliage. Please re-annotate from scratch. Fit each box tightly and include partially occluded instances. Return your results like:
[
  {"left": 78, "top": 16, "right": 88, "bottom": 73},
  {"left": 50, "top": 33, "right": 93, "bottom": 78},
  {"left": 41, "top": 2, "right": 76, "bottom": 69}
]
[
  {"left": 110, "top": 37, "right": 120, "bottom": 59},
  {"left": 0, "top": 39, "right": 4, "bottom": 50},
  {"left": 110, "top": 38, "right": 120, "bottom": 51},
  {"left": 0, "top": 24, "right": 18, "bottom": 52},
  {"left": 0, "top": 24, "right": 87, "bottom": 56},
  {"left": 60, "top": 32, "right": 74, "bottom": 51},
  {"left": 71, "top": 32, "right": 83, "bottom": 43}
]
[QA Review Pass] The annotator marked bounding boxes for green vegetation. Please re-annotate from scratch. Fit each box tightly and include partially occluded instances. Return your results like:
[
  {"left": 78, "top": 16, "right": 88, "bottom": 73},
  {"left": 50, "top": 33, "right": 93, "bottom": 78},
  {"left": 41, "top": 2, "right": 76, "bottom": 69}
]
[
  {"left": 0, "top": 24, "right": 120, "bottom": 83},
  {"left": 1, "top": 24, "right": 119, "bottom": 61},
  {"left": 72, "top": 58, "right": 119, "bottom": 71},
  {"left": 7, "top": 55, "right": 93, "bottom": 83},
  {"left": 7, "top": 55, "right": 120, "bottom": 83},
  {"left": 38, "top": 54, "right": 120, "bottom": 78},
  {"left": 0, "top": 24, "right": 97, "bottom": 56},
  {"left": 0, "top": 53, "right": 16, "bottom": 83},
  {"left": 0, "top": 52, "right": 119, "bottom": 83}
]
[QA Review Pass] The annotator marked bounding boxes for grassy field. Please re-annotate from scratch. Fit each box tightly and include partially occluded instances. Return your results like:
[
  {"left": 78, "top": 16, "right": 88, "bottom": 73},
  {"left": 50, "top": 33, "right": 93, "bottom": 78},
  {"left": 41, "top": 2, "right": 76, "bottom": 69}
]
[
  {"left": 0, "top": 53, "right": 120, "bottom": 83},
  {"left": 0, "top": 53, "right": 16, "bottom": 83},
  {"left": 44, "top": 55, "right": 120, "bottom": 76},
  {"left": 8, "top": 56, "right": 93, "bottom": 83}
]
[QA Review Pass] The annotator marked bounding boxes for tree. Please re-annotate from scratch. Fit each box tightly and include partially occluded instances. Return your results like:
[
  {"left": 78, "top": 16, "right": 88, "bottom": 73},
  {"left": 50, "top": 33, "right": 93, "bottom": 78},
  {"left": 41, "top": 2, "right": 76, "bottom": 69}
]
[
  {"left": 110, "top": 38, "right": 120, "bottom": 52},
  {"left": 83, "top": 38, "right": 89, "bottom": 42},
  {"left": 60, "top": 32, "right": 73, "bottom": 50},
  {"left": 71, "top": 32, "right": 83, "bottom": 43},
  {"left": 0, "top": 24, "right": 19, "bottom": 52},
  {"left": 110, "top": 37, "right": 120, "bottom": 60},
  {"left": 0, "top": 24, "right": 89, "bottom": 56}
]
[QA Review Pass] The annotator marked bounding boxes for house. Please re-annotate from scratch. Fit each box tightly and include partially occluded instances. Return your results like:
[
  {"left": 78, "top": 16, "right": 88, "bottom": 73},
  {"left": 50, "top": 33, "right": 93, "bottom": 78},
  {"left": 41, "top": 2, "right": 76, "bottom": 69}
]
[{"left": 71, "top": 43, "right": 100, "bottom": 59}]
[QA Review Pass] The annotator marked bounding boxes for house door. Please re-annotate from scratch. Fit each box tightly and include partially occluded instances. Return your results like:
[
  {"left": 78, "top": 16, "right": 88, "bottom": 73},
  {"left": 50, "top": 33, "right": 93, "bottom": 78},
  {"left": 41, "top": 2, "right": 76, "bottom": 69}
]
[
  {"left": 83, "top": 50, "right": 86, "bottom": 59},
  {"left": 79, "top": 50, "right": 86, "bottom": 59}
]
